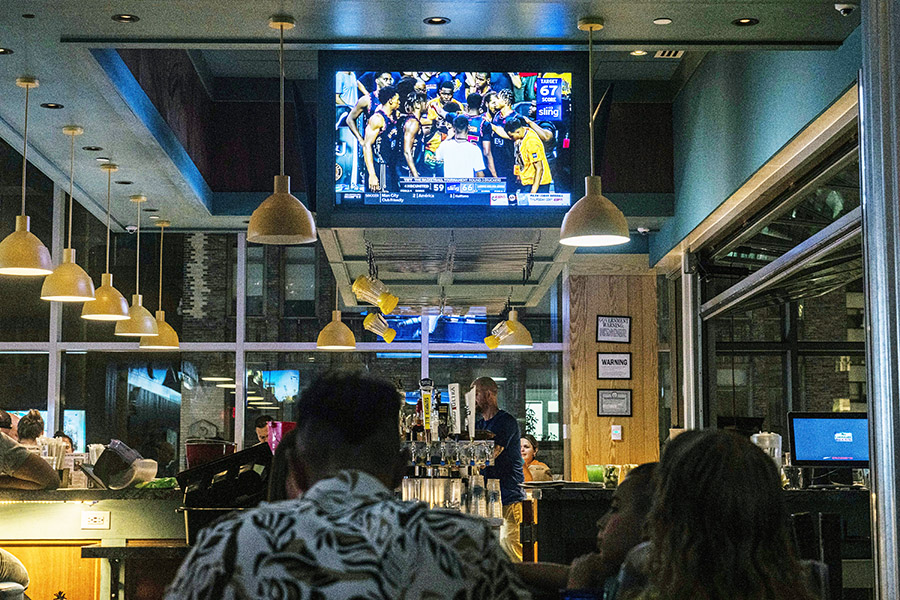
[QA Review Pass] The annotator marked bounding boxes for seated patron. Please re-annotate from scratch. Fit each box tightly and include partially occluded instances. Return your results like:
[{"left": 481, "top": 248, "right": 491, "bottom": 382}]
[
  {"left": 617, "top": 429, "right": 823, "bottom": 600},
  {"left": 0, "top": 410, "right": 18, "bottom": 441},
  {"left": 520, "top": 434, "right": 552, "bottom": 482},
  {"left": 0, "top": 433, "right": 59, "bottom": 490},
  {"left": 167, "top": 372, "right": 531, "bottom": 599},
  {"left": 15, "top": 411, "right": 43, "bottom": 448}
]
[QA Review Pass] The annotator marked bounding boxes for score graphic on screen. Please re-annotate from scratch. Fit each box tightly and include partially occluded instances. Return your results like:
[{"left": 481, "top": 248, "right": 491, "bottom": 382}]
[{"left": 334, "top": 71, "right": 573, "bottom": 208}]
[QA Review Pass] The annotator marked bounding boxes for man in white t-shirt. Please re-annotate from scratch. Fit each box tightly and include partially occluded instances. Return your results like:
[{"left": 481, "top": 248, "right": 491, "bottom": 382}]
[{"left": 436, "top": 114, "right": 486, "bottom": 178}]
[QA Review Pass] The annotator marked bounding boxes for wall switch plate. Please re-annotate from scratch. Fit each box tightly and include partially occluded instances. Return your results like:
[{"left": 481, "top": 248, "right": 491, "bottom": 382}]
[
  {"left": 611, "top": 424, "right": 623, "bottom": 441},
  {"left": 81, "top": 510, "right": 110, "bottom": 530}
]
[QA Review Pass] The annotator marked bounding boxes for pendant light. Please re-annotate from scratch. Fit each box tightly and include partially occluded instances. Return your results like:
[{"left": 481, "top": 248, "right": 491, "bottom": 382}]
[
  {"left": 246, "top": 15, "right": 316, "bottom": 245},
  {"left": 41, "top": 126, "right": 96, "bottom": 302},
  {"left": 140, "top": 220, "right": 179, "bottom": 349},
  {"left": 81, "top": 163, "right": 129, "bottom": 320},
  {"left": 498, "top": 310, "right": 533, "bottom": 349},
  {"left": 115, "top": 195, "right": 158, "bottom": 336},
  {"left": 0, "top": 77, "right": 52, "bottom": 276},
  {"left": 317, "top": 282, "right": 355, "bottom": 350},
  {"left": 559, "top": 18, "right": 630, "bottom": 247}
]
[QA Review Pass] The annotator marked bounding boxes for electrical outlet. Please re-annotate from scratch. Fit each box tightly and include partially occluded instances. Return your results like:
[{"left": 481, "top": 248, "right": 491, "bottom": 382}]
[
  {"left": 81, "top": 510, "right": 110, "bottom": 530},
  {"left": 611, "top": 424, "right": 623, "bottom": 441}
]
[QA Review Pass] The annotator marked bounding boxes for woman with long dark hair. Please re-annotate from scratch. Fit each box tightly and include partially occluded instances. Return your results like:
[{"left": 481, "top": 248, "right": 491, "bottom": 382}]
[{"left": 620, "top": 429, "right": 822, "bottom": 600}]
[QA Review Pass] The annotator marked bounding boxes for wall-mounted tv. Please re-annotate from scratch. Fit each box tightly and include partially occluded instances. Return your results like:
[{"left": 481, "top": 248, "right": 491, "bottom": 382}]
[
  {"left": 318, "top": 51, "right": 588, "bottom": 228},
  {"left": 788, "top": 411, "right": 869, "bottom": 468}
]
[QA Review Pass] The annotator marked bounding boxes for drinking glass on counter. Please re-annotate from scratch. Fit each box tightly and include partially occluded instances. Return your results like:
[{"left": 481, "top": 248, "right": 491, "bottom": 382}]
[
  {"left": 486, "top": 479, "right": 502, "bottom": 519},
  {"left": 469, "top": 474, "right": 487, "bottom": 517},
  {"left": 604, "top": 464, "right": 620, "bottom": 488}
]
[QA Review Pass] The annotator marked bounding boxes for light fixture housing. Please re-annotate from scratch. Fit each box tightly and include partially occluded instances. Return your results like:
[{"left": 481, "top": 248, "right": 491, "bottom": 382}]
[
  {"left": 317, "top": 310, "right": 356, "bottom": 350},
  {"left": 732, "top": 17, "right": 759, "bottom": 26},
  {"left": 424, "top": 16, "right": 450, "bottom": 25},
  {"left": 82, "top": 273, "right": 129, "bottom": 320},
  {"left": 41, "top": 249, "right": 95, "bottom": 301},
  {"left": 115, "top": 294, "right": 159, "bottom": 336},
  {"left": 247, "top": 175, "right": 317, "bottom": 244},
  {"left": 653, "top": 17, "right": 673, "bottom": 25},
  {"left": 560, "top": 176, "right": 630, "bottom": 246},
  {"left": 140, "top": 310, "right": 179, "bottom": 349},
  {"left": 363, "top": 312, "right": 396, "bottom": 343},
  {"left": 0, "top": 49, "right": 14, "bottom": 55},
  {"left": 112, "top": 14, "right": 140, "bottom": 22},
  {"left": 498, "top": 310, "right": 533, "bottom": 349},
  {"left": 352, "top": 275, "right": 399, "bottom": 314},
  {"left": 630, "top": 50, "right": 648, "bottom": 56},
  {"left": 40, "top": 102, "right": 63, "bottom": 109},
  {"left": 0, "top": 76, "right": 53, "bottom": 277}
]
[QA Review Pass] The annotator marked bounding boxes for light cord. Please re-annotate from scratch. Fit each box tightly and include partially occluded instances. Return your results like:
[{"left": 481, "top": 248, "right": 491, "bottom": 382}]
[
  {"left": 279, "top": 23, "right": 285, "bottom": 176},
  {"left": 134, "top": 198, "right": 141, "bottom": 296},
  {"left": 67, "top": 131, "right": 74, "bottom": 248},
  {"left": 105, "top": 169, "right": 111, "bottom": 273},
  {"left": 21, "top": 85, "right": 29, "bottom": 216},
  {"left": 588, "top": 28, "right": 594, "bottom": 177},
  {"left": 157, "top": 224, "right": 164, "bottom": 310}
]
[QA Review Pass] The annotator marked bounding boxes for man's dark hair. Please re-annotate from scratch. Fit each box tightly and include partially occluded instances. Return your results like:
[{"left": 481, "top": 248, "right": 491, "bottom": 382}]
[
  {"left": 452, "top": 114, "right": 469, "bottom": 133},
  {"left": 293, "top": 371, "right": 401, "bottom": 480},
  {"left": 504, "top": 116, "right": 526, "bottom": 134},
  {"left": 466, "top": 93, "right": 482, "bottom": 111},
  {"left": 0, "top": 409, "right": 11, "bottom": 430},
  {"left": 396, "top": 76, "right": 418, "bottom": 101},
  {"left": 376, "top": 71, "right": 392, "bottom": 80},
  {"left": 378, "top": 85, "right": 398, "bottom": 105},
  {"left": 498, "top": 88, "right": 514, "bottom": 106},
  {"left": 439, "top": 80, "right": 455, "bottom": 92},
  {"left": 483, "top": 91, "right": 498, "bottom": 109},
  {"left": 254, "top": 415, "right": 274, "bottom": 429},
  {"left": 444, "top": 101, "right": 462, "bottom": 114}
]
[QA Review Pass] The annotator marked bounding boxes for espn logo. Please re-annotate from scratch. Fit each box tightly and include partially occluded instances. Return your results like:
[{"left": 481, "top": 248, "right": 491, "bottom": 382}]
[{"left": 834, "top": 432, "right": 853, "bottom": 443}]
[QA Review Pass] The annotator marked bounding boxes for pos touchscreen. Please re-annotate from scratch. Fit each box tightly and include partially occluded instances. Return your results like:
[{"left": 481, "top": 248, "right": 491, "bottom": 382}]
[{"left": 788, "top": 412, "right": 869, "bottom": 468}]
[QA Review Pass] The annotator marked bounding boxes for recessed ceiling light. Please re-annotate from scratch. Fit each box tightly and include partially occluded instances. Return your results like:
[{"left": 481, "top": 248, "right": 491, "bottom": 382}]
[
  {"left": 630, "top": 50, "right": 648, "bottom": 56},
  {"left": 149, "top": 215, "right": 160, "bottom": 220},
  {"left": 424, "top": 16, "right": 450, "bottom": 25},
  {"left": 95, "top": 156, "right": 110, "bottom": 162},
  {"left": 653, "top": 17, "right": 673, "bottom": 25},
  {"left": 114, "top": 180, "right": 133, "bottom": 185},
  {"left": 82, "top": 146, "right": 103, "bottom": 152},
  {"left": 732, "top": 17, "right": 759, "bottom": 26},
  {"left": 143, "top": 207, "right": 159, "bottom": 212},
  {"left": 0, "top": 49, "right": 14, "bottom": 55},
  {"left": 112, "top": 14, "right": 140, "bottom": 23},
  {"left": 40, "top": 103, "right": 64, "bottom": 109}
]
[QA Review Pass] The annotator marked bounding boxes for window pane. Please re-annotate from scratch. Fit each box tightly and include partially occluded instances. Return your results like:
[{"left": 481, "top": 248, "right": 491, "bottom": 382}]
[
  {"left": 713, "top": 305, "right": 783, "bottom": 343},
  {"left": 63, "top": 352, "right": 236, "bottom": 474},
  {"left": 0, "top": 353, "right": 49, "bottom": 434},
  {"left": 798, "top": 285, "right": 865, "bottom": 342},
  {"left": 799, "top": 355, "right": 866, "bottom": 412},
  {"left": 714, "top": 354, "right": 785, "bottom": 435},
  {"left": 243, "top": 352, "right": 421, "bottom": 447}
]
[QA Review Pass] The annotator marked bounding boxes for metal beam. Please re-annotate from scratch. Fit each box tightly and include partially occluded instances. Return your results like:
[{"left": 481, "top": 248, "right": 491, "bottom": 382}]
[
  {"left": 681, "top": 252, "right": 702, "bottom": 429},
  {"left": 860, "top": 3, "right": 900, "bottom": 597}
]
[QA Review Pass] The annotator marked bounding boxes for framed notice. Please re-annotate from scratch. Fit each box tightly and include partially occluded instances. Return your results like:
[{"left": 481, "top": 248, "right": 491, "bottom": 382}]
[
  {"left": 597, "top": 352, "right": 632, "bottom": 380},
  {"left": 596, "top": 315, "right": 631, "bottom": 343},
  {"left": 598, "top": 389, "right": 632, "bottom": 417}
]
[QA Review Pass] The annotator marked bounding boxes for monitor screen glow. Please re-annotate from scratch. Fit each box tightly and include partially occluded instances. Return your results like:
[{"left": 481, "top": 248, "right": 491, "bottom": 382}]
[{"left": 789, "top": 412, "right": 869, "bottom": 467}]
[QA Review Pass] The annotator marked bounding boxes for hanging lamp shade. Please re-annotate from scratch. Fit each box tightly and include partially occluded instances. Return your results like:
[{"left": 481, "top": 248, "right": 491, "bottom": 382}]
[
  {"left": 247, "top": 176, "right": 316, "bottom": 245},
  {"left": 246, "top": 16, "right": 316, "bottom": 245},
  {"left": 317, "top": 310, "right": 356, "bottom": 350},
  {"left": 82, "top": 273, "right": 129, "bottom": 320},
  {"left": 42, "top": 125, "right": 96, "bottom": 301},
  {"left": 115, "top": 294, "right": 159, "bottom": 336},
  {"left": 140, "top": 310, "right": 179, "bottom": 349},
  {"left": 559, "top": 176, "right": 630, "bottom": 247},
  {"left": 498, "top": 310, "right": 533, "bottom": 349},
  {"left": 41, "top": 248, "right": 96, "bottom": 301},
  {"left": 0, "top": 77, "right": 52, "bottom": 277},
  {"left": 0, "top": 215, "right": 53, "bottom": 276}
]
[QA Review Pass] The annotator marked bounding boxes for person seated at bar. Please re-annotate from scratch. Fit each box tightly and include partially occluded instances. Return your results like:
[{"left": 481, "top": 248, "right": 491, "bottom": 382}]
[
  {"left": 617, "top": 430, "right": 824, "bottom": 600},
  {"left": 166, "top": 371, "right": 531, "bottom": 600},
  {"left": 514, "top": 463, "right": 657, "bottom": 599},
  {"left": 15, "top": 411, "right": 43, "bottom": 449},
  {"left": 53, "top": 431, "right": 74, "bottom": 454},
  {"left": 0, "top": 410, "right": 18, "bottom": 441},
  {"left": 0, "top": 432, "right": 59, "bottom": 490},
  {"left": 520, "top": 434, "right": 552, "bottom": 482},
  {"left": 254, "top": 414, "right": 274, "bottom": 445},
  {"left": 266, "top": 427, "right": 301, "bottom": 502}
]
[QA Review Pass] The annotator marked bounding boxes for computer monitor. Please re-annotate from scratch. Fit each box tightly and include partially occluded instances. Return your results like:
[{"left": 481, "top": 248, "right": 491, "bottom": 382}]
[{"left": 788, "top": 412, "right": 869, "bottom": 468}]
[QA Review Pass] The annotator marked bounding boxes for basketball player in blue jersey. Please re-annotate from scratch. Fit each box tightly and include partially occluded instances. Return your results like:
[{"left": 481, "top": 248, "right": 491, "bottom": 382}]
[
  {"left": 363, "top": 86, "right": 401, "bottom": 192},
  {"left": 346, "top": 71, "right": 394, "bottom": 145},
  {"left": 464, "top": 93, "right": 495, "bottom": 178},
  {"left": 484, "top": 90, "right": 517, "bottom": 191}
]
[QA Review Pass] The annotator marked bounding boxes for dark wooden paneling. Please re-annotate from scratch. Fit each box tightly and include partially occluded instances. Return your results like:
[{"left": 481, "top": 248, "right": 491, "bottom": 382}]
[{"left": 600, "top": 103, "right": 674, "bottom": 194}]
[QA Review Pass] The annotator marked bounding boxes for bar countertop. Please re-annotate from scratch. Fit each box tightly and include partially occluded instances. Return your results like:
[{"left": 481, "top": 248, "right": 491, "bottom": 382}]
[{"left": 0, "top": 487, "right": 181, "bottom": 502}]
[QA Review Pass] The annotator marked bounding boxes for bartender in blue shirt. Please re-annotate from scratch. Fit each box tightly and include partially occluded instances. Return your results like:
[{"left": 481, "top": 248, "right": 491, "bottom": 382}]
[{"left": 472, "top": 376, "right": 526, "bottom": 562}]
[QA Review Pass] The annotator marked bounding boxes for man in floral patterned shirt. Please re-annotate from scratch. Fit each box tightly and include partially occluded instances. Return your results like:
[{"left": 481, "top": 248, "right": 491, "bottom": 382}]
[{"left": 166, "top": 372, "right": 531, "bottom": 600}]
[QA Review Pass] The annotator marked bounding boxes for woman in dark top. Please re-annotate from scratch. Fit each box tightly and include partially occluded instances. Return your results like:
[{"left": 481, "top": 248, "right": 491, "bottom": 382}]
[{"left": 618, "top": 429, "right": 822, "bottom": 600}]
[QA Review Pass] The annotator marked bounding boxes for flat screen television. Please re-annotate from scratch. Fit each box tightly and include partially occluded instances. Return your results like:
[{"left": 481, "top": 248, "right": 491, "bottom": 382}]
[
  {"left": 317, "top": 51, "right": 588, "bottom": 228},
  {"left": 788, "top": 411, "right": 869, "bottom": 468}
]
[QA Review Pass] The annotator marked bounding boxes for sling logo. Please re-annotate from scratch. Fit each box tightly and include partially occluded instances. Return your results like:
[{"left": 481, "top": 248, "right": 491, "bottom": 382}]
[{"left": 834, "top": 432, "right": 853, "bottom": 443}]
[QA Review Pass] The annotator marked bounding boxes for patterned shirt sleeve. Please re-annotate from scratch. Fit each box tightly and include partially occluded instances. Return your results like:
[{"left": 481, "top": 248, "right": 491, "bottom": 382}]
[
  {"left": 165, "top": 517, "right": 243, "bottom": 600},
  {"left": 473, "top": 524, "right": 533, "bottom": 599}
]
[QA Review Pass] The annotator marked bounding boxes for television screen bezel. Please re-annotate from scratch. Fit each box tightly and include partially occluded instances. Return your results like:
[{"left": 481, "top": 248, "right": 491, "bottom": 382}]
[
  {"left": 787, "top": 411, "right": 869, "bottom": 468},
  {"left": 316, "top": 50, "right": 589, "bottom": 229}
]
